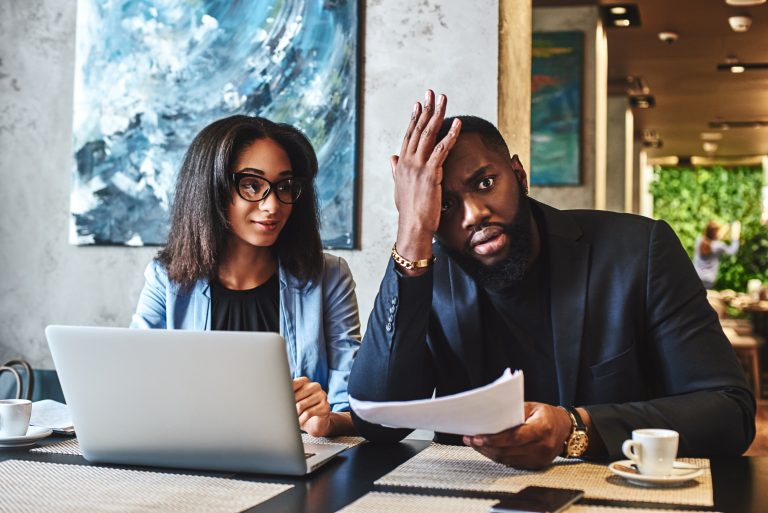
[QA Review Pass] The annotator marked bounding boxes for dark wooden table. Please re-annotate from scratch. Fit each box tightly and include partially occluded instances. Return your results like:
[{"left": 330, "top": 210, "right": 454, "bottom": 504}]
[{"left": 2, "top": 436, "right": 767, "bottom": 512}]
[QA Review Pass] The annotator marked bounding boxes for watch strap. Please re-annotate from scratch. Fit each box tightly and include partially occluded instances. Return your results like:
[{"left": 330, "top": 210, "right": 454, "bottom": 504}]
[{"left": 559, "top": 406, "right": 588, "bottom": 458}]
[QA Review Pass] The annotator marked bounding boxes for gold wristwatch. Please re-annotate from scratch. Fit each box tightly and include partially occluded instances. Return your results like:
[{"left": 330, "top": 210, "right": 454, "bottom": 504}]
[{"left": 559, "top": 406, "right": 588, "bottom": 458}]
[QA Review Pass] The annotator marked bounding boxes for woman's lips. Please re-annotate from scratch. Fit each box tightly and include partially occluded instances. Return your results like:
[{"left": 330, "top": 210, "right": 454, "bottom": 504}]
[{"left": 252, "top": 220, "right": 279, "bottom": 232}]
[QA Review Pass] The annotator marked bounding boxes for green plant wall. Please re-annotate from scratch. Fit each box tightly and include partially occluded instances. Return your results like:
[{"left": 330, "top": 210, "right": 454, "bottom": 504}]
[{"left": 650, "top": 165, "right": 768, "bottom": 291}]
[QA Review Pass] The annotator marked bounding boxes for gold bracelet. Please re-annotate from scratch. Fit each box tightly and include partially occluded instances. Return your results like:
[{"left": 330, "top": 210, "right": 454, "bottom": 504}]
[{"left": 391, "top": 244, "right": 436, "bottom": 270}]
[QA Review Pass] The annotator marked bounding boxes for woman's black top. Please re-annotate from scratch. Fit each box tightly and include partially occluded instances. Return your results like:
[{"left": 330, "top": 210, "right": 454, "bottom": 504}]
[{"left": 210, "top": 273, "right": 280, "bottom": 332}]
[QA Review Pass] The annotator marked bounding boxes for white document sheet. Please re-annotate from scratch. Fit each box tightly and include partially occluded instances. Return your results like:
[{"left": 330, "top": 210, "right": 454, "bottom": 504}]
[
  {"left": 349, "top": 368, "right": 524, "bottom": 436},
  {"left": 30, "top": 399, "right": 75, "bottom": 433}
]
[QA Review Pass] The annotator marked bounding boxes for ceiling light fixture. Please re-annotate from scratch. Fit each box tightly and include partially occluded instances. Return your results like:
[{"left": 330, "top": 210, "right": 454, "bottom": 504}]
[
  {"left": 725, "top": 0, "right": 766, "bottom": 6},
  {"left": 658, "top": 31, "right": 679, "bottom": 44},
  {"left": 601, "top": 4, "right": 641, "bottom": 28},
  {"left": 630, "top": 94, "right": 655, "bottom": 109},
  {"left": 717, "top": 62, "right": 768, "bottom": 72},
  {"left": 728, "top": 15, "right": 752, "bottom": 32},
  {"left": 703, "top": 141, "right": 719, "bottom": 153},
  {"left": 710, "top": 120, "right": 768, "bottom": 129},
  {"left": 624, "top": 75, "right": 651, "bottom": 95},
  {"left": 641, "top": 129, "right": 662, "bottom": 148}
]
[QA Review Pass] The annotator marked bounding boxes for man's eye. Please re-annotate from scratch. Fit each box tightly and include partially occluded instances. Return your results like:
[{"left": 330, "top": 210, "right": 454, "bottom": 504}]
[
  {"left": 441, "top": 199, "right": 453, "bottom": 213},
  {"left": 478, "top": 177, "right": 495, "bottom": 190}
]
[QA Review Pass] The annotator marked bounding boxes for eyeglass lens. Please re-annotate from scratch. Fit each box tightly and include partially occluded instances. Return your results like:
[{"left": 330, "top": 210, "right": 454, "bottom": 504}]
[{"left": 236, "top": 174, "right": 302, "bottom": 204}]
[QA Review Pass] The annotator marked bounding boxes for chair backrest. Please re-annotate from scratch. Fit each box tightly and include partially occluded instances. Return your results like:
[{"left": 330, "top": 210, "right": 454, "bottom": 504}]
[{"left": 0, "top": 359, "right": 34, "bottom": 400}]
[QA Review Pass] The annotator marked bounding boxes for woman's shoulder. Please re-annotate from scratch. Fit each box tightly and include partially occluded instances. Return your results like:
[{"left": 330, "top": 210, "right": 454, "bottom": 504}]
[
  {"left": 142, "top": 258, "right": 196, "bottom": 295},
  {"left": 282, "top": 253, "right": 352, "bottom": 291},
  {"left": 321, "top": 252, "right": 351, "bottom": 273},
  {"left": 143, "top": 258, "right": 169, "bottom": 279}
]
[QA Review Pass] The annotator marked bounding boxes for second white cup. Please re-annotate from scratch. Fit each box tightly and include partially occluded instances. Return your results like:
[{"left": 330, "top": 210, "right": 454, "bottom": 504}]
[
  {"left": 0, "top": 399, "right": 32, "bottom": 437},
  {"left": 621, "top": 428, "right": 679, "bottom": 476}
]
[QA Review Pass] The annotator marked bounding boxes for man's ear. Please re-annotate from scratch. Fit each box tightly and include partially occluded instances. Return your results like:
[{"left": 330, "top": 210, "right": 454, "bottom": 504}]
[{"left": 511, "top": 154, "right": 529, "bottom": 195}]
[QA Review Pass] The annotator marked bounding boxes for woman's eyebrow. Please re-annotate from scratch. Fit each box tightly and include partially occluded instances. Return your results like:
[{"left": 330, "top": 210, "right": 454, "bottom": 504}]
[{"left": 237, "top": 168, "right": 294, "bottom": 177}]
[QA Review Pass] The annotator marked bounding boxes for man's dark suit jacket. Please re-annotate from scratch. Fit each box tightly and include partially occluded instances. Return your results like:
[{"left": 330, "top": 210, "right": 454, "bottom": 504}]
[{"left": 349, "top": 200, "right": 755, "bottom": 460}]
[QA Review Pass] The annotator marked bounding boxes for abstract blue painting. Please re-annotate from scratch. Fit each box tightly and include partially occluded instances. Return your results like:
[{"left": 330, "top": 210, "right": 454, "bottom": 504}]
[
  {"left": 530, "top": 31, "right": 582, "bottom": 185},
  {"left": 71, "top": 0, "right": 358, "bottom": 248}
]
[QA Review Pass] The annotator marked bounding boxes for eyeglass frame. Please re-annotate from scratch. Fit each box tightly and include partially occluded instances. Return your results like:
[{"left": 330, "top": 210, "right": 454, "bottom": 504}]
[{"left": 230, "top": 171, "right": 305, "bottom": 204}]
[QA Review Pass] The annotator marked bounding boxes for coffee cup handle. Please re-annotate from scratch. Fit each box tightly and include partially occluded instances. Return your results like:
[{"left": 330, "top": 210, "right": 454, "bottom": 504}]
[{"left": 622, "top": 439, "right": 639, "bottom": 462}]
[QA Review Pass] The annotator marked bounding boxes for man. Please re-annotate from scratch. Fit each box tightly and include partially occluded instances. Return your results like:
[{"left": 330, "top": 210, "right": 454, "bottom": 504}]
[{"left": 349, "top": 90, "right": 755, "bottom": 469}]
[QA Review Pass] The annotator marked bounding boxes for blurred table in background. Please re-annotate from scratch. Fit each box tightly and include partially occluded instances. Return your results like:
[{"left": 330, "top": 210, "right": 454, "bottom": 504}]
[{"left": 709, "top": 290, "right": 766, "bottom": 398}]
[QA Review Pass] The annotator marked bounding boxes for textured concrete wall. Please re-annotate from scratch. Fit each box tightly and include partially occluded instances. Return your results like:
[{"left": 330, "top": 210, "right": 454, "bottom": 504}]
[
  {"left": 531, "top": 6, "right": 607, "bottom": 210},
  {"left": 0, "top": 0, "right": 499, "bottom": 367}
]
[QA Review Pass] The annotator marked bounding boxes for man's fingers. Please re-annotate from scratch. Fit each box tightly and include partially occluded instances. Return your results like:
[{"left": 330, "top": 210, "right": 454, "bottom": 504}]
[
  {"left": 400, "top": 102, "right": 421, "bottom": 156},
  {"left": 406, "top": 89, "right": 435, "bottom": 155},
  {"left": 415, "top": 93, "right": 447, "bottom": 160},
  {"left": 390, "top": 155, "right": 399, "bottom": 178},
  {"left": 426, "top": 118, "right": 462, "bottom": 168}
]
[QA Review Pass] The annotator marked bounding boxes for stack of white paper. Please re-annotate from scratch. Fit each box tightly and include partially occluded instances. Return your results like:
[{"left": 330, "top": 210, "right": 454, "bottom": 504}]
[
  {"left": 350, "top": 368, "right": 524, "bottom": 435},
  {"left": 30, "top": 399, "right": 75, "bottom": 434}
]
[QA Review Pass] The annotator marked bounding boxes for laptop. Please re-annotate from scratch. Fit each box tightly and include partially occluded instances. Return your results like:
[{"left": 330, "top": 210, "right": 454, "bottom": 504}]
[{"left": 45, "top": 325, "right": 347, "bottom": 475}]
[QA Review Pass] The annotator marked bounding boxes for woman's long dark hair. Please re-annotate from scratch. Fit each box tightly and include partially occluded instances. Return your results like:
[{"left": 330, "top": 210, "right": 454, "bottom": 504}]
[{"left": 158, "top": 115, "right": 323, "bottom": 289}]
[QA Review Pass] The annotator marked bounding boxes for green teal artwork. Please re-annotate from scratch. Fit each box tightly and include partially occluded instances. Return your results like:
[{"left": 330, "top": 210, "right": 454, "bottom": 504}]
[{"left": 530, "top": 31, "right": 583, "bottom": 185}]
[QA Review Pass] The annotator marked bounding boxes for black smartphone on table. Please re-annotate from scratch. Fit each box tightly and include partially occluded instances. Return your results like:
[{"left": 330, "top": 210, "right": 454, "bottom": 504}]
[{"left": 489, "top": 486, "right": 584, "bottom": 513}]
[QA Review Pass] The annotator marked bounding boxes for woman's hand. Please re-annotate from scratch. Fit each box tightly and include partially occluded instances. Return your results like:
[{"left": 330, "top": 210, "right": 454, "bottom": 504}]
[{"left": 293, "top": 377, "right": 333, "bottom": 437}]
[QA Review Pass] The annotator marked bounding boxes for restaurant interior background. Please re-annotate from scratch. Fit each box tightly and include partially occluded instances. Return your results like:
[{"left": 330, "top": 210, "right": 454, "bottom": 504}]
[{"left": 1, "top": 0, "right": 768, "bottom": 451}]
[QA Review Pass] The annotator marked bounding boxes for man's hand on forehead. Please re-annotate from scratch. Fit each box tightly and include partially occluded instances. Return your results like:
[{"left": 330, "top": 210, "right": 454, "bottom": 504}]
[{"left": 391, "top": 90, "right": 461, "bottom": 274}]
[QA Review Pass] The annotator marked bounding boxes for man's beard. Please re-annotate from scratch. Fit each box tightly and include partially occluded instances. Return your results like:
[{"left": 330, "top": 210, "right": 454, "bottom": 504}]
[{"left": 441, "top": 194, "right": 533, "bottom": 291}]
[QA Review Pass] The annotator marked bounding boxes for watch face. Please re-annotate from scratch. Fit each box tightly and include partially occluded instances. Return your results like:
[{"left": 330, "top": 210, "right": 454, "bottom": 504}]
[{"left": 567, "top": 431, "right": 589, "bottom": 457}]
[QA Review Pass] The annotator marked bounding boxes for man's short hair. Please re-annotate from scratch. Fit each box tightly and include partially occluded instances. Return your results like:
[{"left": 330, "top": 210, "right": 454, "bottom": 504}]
[{"left": 437, "top": 115, "right": 511, "bottom": 159}]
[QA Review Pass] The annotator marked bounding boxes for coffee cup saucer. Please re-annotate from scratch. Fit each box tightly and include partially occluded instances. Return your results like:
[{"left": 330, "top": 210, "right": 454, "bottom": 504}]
[
  {"left": 608, "top": 459, "right": 703, "bottom": 487},
  {"left": 0, "top": 426, "right": 53, "bottom": 448}
]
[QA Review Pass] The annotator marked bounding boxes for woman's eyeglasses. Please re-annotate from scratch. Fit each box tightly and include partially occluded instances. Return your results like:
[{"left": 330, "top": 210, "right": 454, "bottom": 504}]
[{"left": 231, "top": 172, "right": 303, "bottom": 204}]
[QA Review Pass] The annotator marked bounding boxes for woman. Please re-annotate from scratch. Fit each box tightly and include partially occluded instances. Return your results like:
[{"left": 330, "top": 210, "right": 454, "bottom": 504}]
[
  {"left": 131, "top": 115, "right": 360, "bottom": 437},
  {"left": 693, "top": 220, "right": 741, "bottom": 289}
]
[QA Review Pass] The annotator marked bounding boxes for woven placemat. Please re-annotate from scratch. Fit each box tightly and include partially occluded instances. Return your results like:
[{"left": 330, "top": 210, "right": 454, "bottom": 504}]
[
  {"left": 0, "top": 460, "right": 291, "bottom": 513},
  {"left": 301, "top": 434, "right": 366, "bottom": 447},
  {"left": 30, "top": 434, "right": 365, "bottom": 456},
  {"left": 30, "top": 437, "right": 81, "bottom": 455},
  {"left": 375, "top": 444, "right": 713, "bottom": 507},
  {"left": 337, "top": 492, "right": 720, "bottom": 513}
]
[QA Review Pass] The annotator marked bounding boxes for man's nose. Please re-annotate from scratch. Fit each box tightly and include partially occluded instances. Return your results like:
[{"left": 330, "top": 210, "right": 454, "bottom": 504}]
[{"left": 461, "top": 196, "right": 490, "bottom": 231}]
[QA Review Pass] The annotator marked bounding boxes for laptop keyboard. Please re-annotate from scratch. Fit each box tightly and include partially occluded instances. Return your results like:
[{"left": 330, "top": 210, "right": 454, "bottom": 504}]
[{"left": 304, "top": 452, "right": 316, "bottom": 459}]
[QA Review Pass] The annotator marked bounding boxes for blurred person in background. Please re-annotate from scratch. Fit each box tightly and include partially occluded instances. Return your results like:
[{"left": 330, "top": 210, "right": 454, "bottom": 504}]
[{"left": 693, "top": 220, "right": 741, "bottom": 289}]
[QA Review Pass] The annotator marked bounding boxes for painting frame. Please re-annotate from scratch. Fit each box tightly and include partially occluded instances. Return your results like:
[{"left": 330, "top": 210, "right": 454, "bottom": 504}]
[
  {"left": 530, "top": 30, "right": 584, "bottom": 186},
  {"left": 70, "top": 0, "right": 361, "bottom": 249}
]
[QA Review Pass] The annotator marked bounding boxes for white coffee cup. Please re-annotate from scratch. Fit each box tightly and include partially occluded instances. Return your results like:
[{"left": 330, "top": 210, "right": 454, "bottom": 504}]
[
  {"left": 621, "top": 428, "right": 679, "bottom": 476},
  {"left": 0, "top": 399, "right": 32, "bottom": 437}
]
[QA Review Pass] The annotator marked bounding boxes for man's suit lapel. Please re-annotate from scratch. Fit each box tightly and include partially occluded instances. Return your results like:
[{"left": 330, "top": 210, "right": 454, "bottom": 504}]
[
  {"left": 435, "top": 247, "right": 484, "bottom": 388},
  {"left": 536, "top": 201, "right": 590, "bottom": 407}
]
